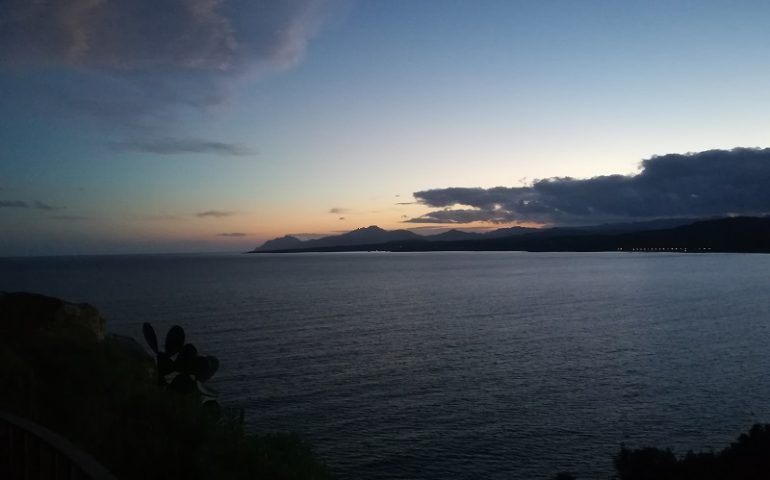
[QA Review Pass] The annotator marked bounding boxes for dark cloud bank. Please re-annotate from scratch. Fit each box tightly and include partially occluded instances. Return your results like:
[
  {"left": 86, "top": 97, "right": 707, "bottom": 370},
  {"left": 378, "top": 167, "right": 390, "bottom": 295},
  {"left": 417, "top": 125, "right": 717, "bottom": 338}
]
[{"left": 408, "top": 148, "right": 770, "bottom": 226}]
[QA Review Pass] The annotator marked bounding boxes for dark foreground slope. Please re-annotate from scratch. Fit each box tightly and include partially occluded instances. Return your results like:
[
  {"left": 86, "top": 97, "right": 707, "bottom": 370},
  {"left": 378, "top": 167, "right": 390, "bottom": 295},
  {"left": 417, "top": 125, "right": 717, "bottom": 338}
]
[
  {"left": 0, "top": 292, "right": 334, "bottom": 480},
  {"left": 553, "top": 424, "right": 770, "bottom": 480},
  {"left": 251, "top": 217, "right": 770, "bottom": 254}
]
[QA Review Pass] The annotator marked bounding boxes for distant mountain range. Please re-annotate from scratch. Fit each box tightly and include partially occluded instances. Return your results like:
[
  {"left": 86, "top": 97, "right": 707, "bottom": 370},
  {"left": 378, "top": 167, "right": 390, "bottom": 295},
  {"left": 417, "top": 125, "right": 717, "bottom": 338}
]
[
  {"left": 253, "top": 225, "right": 546, "bottom": 251},
  {"left": 255, "top": 226, "right": 430, "bottom": 251},
  {"left": 249, "top": 217, "right": 770, "bottom": 253}
]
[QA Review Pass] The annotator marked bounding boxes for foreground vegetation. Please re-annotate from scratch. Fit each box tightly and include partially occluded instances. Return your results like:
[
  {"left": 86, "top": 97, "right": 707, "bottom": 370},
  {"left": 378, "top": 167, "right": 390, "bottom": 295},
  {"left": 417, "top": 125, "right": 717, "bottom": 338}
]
[
  {"left": 614, "top": 424, "right": 770, "bottom": 480},
  {"left": 0, "top": 292, "right": 333, "bottom": 480},
  {"left": 555, "top": 423, "right": 770, "bottom": 479}
]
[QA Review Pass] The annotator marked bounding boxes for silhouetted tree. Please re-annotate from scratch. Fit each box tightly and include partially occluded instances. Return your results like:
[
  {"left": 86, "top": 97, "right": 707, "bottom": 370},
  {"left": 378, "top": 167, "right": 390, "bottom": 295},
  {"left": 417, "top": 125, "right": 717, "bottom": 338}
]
[{"left": 614, "top": 424, "right": 770, "bottom": 480}]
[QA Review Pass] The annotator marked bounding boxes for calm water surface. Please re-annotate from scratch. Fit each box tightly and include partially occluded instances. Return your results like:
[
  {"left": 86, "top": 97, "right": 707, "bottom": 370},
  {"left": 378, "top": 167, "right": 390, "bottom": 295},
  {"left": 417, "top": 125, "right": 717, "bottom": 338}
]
[{"left": 2, "top": 252, "right": 770, "bottom": 479}]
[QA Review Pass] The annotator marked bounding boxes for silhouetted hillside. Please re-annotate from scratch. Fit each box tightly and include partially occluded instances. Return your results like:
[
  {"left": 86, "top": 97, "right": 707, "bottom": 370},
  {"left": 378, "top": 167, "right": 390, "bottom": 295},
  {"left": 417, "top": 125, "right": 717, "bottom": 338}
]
[
  {"left": 252, "top": 218, "right": 706, "bottom": 252},
  {"left": 254, "top": 226, "right": 422, "bottom": 251},
  {"left": 480, "top": 226, "right": 539, "bottom": 238},
  {"left": 428, "top": 229, "right": 484, "bottom": 241},
  {"left": 572, "top": 217, "right": 700, "bottom": 235},
  {"left": 257, "top": 235, "right": 305, "bottom": 251},
  {"left": 250, "top": 217, "right": 770, "bottom": 254}
]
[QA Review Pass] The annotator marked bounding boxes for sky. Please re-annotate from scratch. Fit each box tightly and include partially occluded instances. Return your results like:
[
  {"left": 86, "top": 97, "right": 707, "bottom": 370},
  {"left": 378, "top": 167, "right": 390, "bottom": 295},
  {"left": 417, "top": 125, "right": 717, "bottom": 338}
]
[{"left": 2, "top": 0, "right": 770, "bottom": 255}]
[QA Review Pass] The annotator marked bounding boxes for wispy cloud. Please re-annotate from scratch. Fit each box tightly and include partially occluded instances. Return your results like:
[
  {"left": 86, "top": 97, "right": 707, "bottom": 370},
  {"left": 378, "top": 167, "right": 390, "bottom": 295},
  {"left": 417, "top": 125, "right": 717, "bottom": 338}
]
[
  {"left": 0, "top": 200, "right": 28, "bottom": 208},
  {"left": 50, "top": 215, "right": 91, "bottom": 221},
  {"left": 329, "top": 207, "right": 350, "bottom": 214},
  {"left": 196, "top": 210, "right": 233, "bottom": 218},
  {"left": 142, "top": 214, "right": 183, "bottom": 221},
  {"left": 407, "top": 148, "right": 770, "bottom": 226},
  {"left": 0, "top": 0, "right": 330, "bottom": 73},
  {"left": 0, "top": 0, "right": 337, "bottom": 127},
  {"left": 1, "top": 200, "right": 65, "bottom": 210},
  {"left": 217, "top": 232, "right": 247, "bottom": 237},
  {"left": 112, "top": 137, "right": 256, "bottom": 156},
  {"left": 33, "top": 201, "right": 64, "bottom": 210}
]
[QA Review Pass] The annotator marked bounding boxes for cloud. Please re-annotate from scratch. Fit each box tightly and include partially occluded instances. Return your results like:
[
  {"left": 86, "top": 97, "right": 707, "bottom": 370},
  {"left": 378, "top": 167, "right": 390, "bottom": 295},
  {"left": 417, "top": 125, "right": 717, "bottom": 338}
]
[
  {"left": 33, "top": 201, "right": 64, "bottom": 210},
  {"left": 196, "top": 210, "right": 233, "bottom": 218},
  {"left": 142, "top": 214, "right": 182, "bottom": 221},
  {"left": 405, "top": 208, "right": 515, "bottom": 224},
  {"left": 217, "top": 232, "right": 247, "bottom": 237},
  {"left": 50, "top": 215, "right": 90, "bottom": 221},
  {"left": 0, "top": 0, "right": 337, "bottom": 127},
  {"left": 0, "top": 200, "right": 64, "bottom": 210},
  {"left": 407, "top": 148, "right": 770, "bottom": 226},
  {"left": 329, "top": 207, "right": 350, "bottom": 214},
  {"left": 0, "top": 200, "right": 28, "bottom": 208},
  {"left": 112, "top": 137, "right": 256, "bottom": 156},
  {"left": 1, "top": 0, "right": 330, "bottom": 73}
]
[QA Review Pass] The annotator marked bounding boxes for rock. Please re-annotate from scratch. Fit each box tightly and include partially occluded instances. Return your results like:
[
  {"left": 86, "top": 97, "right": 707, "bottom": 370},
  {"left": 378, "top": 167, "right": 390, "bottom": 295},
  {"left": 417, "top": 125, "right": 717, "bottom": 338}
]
[
  {"left": 110, "top": 333, "right": 157, "bottom": 378},
  {"left": 110, "top": 334, "right": 147, "bottom": 356},
  {"left": 0, "top": 292, "right": 106, "bottom": 342}
]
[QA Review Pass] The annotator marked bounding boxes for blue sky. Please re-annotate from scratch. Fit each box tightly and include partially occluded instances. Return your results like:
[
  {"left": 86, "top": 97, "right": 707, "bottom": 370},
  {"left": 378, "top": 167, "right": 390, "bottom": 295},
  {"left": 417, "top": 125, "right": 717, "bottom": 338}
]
[{"left": 2, "top": 0, "right": 770, "bottom": 255}]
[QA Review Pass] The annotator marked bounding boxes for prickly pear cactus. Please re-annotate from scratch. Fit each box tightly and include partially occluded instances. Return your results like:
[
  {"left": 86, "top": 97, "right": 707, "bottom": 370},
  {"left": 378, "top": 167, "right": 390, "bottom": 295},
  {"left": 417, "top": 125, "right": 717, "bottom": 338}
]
[{"left": 142, "top": 322, "right": 219, "bottom": 403}]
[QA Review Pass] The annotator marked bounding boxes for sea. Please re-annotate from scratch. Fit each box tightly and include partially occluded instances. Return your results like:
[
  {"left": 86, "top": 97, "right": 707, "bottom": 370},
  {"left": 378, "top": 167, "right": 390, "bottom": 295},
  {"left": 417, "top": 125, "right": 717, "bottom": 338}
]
[{"left": 2, "top": 251, "right": 770, "bottom": 479}]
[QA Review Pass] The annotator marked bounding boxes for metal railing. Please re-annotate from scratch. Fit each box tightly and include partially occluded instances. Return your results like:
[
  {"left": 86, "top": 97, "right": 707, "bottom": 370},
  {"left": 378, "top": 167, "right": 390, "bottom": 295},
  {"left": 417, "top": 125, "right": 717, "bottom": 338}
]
[{"left": 0, "top": 411, "right": 118, "bottom": 480}]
